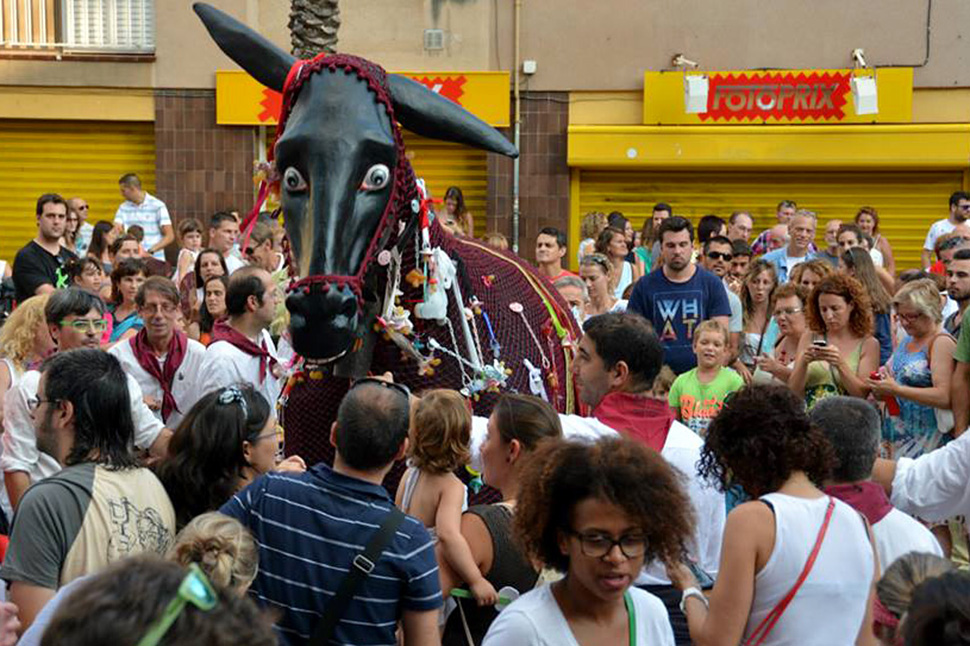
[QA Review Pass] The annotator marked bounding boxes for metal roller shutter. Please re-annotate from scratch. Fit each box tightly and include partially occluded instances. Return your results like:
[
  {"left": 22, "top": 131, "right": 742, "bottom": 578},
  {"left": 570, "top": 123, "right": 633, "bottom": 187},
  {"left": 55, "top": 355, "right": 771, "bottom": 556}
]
[
  {"left": 0, "top": 119, "right": 156, "bottom": 262},
  {"left": 264, "top": 128, "right": 488, "bottom": 238},
  {"left": 576, "top": 169, "right": 965, "bottom": 271}
]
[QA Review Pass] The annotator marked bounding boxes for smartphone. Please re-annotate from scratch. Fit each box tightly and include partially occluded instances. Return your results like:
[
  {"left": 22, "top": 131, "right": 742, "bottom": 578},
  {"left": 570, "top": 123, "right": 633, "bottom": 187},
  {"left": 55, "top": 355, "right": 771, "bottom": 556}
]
[
  {"left": 812, "top": 339, "right": 828, "bottom": 348},
  {"left": 682, "top": 553, "right": 715, "bottom": 589}
]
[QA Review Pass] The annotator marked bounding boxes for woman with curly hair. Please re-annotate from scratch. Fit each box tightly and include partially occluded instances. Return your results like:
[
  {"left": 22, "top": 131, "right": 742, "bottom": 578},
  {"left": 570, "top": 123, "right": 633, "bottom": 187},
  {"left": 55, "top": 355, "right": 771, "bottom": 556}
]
[
  {"left": 441, "top": 393, "right": 561, "bottom": 646},
  {"left": 667, "top": 385, "right": 877, "bottom": 646},
  {"left": 484, "top": 436, "right": 693, "bottom": 646},
  {"left": 154, "top": 384, "right": 305, "bottom": 529},
  {"left": 789, "top": 273, "right": 880, "bottom": 408},
  {"left": 0, "top": 293, "right": 52, "bottom": 426},
  {"left": 842, "top": 247, "right": 894, "bottom": 366}
]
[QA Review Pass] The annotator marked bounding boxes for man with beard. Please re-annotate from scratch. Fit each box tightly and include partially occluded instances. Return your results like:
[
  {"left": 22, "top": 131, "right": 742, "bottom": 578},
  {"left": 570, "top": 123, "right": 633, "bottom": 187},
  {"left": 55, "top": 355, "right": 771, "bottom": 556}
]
[
  {"left": 628, "top": 217, "right": 730, "bottom": 374},
  {"left": 2, "top": 289, "right": 170, "bottom": 512},
  {"left": 945, "top": 249, "right": 970, "bottom": 337},
  {"left": 12, "top": 194, "right": 78, "bottom": 302},
  {"left": 109, "top": 277, "right": 206, "bottom": 427},
  {"left": 700, "top": 235, "right": 742, "bottom": 358},
  {"left": 0, "top": 349, "right": 175, "bottom": 632},
  {"left": 922, "top": 191, "right": 970, "bottom": 270}
]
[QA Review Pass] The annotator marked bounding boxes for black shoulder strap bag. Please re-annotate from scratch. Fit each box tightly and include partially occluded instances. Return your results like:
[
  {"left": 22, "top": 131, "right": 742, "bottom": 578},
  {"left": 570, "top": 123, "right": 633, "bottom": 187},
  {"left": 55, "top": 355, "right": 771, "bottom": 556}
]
[{"left": 309, "top": 506, "right": 407, "bottom": 645}]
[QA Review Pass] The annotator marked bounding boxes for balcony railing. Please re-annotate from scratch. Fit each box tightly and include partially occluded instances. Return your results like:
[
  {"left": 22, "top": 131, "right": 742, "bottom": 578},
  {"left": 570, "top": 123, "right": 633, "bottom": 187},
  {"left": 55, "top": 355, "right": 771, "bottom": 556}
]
[{"left": 0, "top": 0, "right": 155, "bottom": 53}]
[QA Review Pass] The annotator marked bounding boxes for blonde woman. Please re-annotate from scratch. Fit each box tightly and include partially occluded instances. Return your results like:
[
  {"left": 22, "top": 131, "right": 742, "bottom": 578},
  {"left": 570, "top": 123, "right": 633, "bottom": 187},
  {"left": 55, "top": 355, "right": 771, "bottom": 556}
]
[
  {"left": 0, "top": 294, "right": 53, "bottom": 426},
  {"left": 868, "top": 278, "right": 956, "bottom": 459},
  {"left": 579, "top": 254, "right": 627, "bottom": 321},
  {"left": 577, "top": 211, "right": 607, "bottom": 265}
]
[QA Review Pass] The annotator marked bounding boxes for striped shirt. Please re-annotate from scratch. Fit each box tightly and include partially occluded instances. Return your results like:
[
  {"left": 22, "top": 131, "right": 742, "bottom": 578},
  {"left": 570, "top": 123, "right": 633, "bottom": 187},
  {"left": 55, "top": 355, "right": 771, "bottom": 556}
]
[
  {"left": 221, "top": 465, "right": 442, "bottom": 646},
  {"left": 114, "top": 192, "right": 171, "bottom": 259}
]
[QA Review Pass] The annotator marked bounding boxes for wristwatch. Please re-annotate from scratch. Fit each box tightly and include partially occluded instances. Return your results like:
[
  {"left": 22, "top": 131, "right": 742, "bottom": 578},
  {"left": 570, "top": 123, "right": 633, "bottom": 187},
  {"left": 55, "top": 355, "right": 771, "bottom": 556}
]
[{"left": 679, "top": 586, "right": 709, "bottom": 615}]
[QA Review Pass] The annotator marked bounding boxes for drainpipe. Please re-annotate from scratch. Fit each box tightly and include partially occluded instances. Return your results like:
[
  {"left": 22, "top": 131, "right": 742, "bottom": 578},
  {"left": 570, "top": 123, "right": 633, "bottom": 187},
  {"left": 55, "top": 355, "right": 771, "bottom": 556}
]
[{"left": 511, "top": 0, "right": 522, "bottom": 254}]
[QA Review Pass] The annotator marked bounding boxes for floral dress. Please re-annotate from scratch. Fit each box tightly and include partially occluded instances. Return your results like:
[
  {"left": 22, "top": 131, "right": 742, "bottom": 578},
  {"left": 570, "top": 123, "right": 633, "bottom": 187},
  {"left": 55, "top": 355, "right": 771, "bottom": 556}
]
[{"left": 881, "top": 334, "right": 948, "bottom": 459}]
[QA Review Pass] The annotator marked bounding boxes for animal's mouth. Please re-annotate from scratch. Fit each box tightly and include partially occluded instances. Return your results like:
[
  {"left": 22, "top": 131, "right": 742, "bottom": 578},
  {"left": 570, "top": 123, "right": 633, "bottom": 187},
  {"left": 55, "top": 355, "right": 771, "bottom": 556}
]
[{"left": 286, "top": 279, "right": 362, "bottom": 361}]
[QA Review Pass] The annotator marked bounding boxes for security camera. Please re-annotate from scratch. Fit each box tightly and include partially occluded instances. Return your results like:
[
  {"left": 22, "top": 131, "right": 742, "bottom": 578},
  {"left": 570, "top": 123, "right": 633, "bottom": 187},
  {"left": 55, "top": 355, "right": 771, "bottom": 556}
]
[{"left": 671, "top": 54, "right": 699, "bottom": 69}]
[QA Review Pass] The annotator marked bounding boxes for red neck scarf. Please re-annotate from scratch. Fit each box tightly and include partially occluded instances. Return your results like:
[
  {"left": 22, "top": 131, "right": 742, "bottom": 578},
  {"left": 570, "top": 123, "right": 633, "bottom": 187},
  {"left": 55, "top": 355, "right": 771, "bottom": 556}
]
[
  {"left": 129, "top": 328, "right": 187, "bottom": 423},
  {"left": 823, "top": 481, "right": 894, "bottom": 525},
  {"left": 212, "top": 320, "right": 277, "bottom": 383},
  {"left": 592, "top": 391, "right": 674, "bottom": 452}
]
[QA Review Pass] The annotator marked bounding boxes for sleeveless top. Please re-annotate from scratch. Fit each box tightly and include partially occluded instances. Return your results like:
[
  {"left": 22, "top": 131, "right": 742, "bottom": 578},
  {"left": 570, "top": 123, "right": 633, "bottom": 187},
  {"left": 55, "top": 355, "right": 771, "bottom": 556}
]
[
  {"left": 442, "top": 504, "right": 540, "bottom": 646},
  {"left": 401, "top": 468, "right": 438, "bottom": 542},
  {"left": 881, "top": 333, "right": 949, "bottom": 459},
  {"left": 803, "top": 340, "right": 864, "bottom": 409},
  {"left": 745, "top": 494, "right": 874, "bottom": 645},
  {"left": 613, "top": 261, "right": 634, "bottom": 299},
  {"left": 1, "top": 358, "right": 22, "bottom": 390}
]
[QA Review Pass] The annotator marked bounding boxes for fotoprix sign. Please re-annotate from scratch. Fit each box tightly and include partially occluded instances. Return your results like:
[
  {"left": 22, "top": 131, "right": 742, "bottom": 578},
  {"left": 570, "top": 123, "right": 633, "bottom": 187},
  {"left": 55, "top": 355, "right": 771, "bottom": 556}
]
[
  {"left": 643, "top": 68, "right": 912, "bottom": 125},
  {"left": 703, "top": 71, "right": 849, "bottom": 121}
]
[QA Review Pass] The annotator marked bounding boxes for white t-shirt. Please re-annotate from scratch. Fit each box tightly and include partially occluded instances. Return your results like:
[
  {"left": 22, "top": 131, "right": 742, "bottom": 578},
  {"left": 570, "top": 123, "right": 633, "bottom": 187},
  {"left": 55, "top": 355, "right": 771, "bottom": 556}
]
[
  {"left": 924, "top": 219, "right": 958, "bottom": 252},
  {"left": 108, "top": 337, "right": 207, "bottom": 429},
  {"left": 725, "top": 283, "right": 743, "bottom": 334},
  {"left": 784, "top": 253, "right": 808, "bottom": 273},
  {"left": 197, "top": 329, "right": 282, "bottom": 408},
  {"left": 872, "top": 507, "right": 943, "bottom": 569},
  {"left": 471, "top": 410, "right": 725, "bottom": 586},
  {"left": 225, "top": 253, "right": 246, "bottom": 275},
  {"left": 869, "top": 247, "right": 885, "bottom": 268},
  {"left": 114, "top": 192, "right": 172, "bottom": 260},
  {"left": 483, "top": 584, "right": 674, "bottom": 646},
  {"left": 1, "top": 370, "right": 165, "bottom": 484}
]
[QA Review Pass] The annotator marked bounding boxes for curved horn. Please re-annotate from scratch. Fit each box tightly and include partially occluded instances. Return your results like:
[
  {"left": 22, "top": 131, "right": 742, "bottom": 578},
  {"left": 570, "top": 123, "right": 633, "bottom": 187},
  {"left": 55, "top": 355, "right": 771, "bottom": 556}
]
[
  {"left": 388, "top": 75, "right": 518, "bottom": 158},
  {"left": 193, "top": 2, "right": 296, "bottom": 92}
]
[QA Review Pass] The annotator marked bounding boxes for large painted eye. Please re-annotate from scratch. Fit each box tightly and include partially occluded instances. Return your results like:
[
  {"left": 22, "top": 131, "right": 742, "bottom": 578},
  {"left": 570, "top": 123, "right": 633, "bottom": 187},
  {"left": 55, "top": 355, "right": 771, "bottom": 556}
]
[
  {"left": 360, "top": 164, "right": 391, "bottom": 191},
  {"left": 283, "top": 167, "right": 307, "bottom": 193}
]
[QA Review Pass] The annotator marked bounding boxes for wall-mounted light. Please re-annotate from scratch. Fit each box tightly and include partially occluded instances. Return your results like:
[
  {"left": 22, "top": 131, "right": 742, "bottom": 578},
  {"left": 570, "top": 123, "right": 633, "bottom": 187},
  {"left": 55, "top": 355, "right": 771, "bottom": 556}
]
[
  {"left": 850, "top": 48, "right": 878, "bottom": 115},
  {"left": 684, "top": 75, "right": 709, "bottom": 114}
]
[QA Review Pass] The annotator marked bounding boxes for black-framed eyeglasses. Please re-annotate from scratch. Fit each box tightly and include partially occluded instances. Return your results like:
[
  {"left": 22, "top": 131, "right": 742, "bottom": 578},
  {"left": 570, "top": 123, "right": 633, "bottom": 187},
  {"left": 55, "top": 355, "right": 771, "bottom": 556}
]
[
  {"left": 27, "top": 396, "right": 58, "bottom": 413},
  {"left": 706, "top": 251, "right": 733, "bottom": 261},
  {"left": 350, "top": 377, "right": 411, "bottom": 401},
  {"left": 568, "top": 530, "right": 647, "bottom": 559}
]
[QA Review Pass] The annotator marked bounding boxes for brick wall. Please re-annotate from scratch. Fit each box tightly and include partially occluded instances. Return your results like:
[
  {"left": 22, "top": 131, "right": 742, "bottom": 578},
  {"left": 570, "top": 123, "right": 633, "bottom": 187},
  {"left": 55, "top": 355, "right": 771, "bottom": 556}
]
[
  {"left": 486, "top": 91, "right": 570, "bottom": 263},
  {"left": 153, "top": 89, "right": 255, "bottom": 248}
]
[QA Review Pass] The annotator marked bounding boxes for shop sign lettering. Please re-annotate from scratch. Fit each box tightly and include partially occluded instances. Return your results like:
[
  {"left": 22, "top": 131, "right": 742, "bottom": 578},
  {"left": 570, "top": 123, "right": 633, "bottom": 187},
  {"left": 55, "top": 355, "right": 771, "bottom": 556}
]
[{"left": 699, "top": 71, "right": 851, "bottom": 122}]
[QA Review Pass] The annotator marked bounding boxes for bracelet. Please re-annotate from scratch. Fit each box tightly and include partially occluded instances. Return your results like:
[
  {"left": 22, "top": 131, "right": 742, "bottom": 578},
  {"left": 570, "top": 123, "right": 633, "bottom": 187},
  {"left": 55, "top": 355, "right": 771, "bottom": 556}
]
[{"left": 679, "top": 587, "right": 709, "bottom": 615}]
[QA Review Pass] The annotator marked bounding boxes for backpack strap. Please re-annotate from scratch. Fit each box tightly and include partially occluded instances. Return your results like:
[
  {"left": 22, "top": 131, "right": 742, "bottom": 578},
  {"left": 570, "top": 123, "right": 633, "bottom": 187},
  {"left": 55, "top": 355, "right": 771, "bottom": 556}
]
[
  {"left": 309, "top": 507, "right": 407, "bottom": 645},
  {"left": 744, "top": 498, "right": 836, "bottom": 646}
]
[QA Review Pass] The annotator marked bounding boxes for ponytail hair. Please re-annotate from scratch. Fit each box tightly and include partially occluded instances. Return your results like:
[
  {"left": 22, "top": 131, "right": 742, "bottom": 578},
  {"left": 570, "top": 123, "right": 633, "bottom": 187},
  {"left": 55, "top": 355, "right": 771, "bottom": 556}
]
[{"left": 168, "top": 512, "right": 259, "bottom": 594}]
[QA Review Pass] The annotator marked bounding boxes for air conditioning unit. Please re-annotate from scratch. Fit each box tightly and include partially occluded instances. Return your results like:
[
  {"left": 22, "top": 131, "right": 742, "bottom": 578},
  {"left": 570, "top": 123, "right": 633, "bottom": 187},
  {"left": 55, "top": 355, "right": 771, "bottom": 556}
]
[{"left": 424, "top": 29, "right": 445, "bottom": 51}]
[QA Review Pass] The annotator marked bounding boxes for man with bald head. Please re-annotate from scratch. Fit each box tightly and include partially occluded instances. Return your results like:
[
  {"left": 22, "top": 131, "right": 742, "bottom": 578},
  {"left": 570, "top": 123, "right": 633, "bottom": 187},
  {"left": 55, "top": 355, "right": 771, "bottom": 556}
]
[{"left": 221, "top": 379, "right": 442, "bottom": 646}]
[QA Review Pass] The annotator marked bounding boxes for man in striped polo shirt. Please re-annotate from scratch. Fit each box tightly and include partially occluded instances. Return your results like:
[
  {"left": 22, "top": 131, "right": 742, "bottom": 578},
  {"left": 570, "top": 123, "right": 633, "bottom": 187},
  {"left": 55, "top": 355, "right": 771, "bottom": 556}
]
[
  {"left": 222, "top": 380, "right": 442, "bottom": 645},
  {"left": 114, "top": 173, "right": 174, "bottom": 260}
]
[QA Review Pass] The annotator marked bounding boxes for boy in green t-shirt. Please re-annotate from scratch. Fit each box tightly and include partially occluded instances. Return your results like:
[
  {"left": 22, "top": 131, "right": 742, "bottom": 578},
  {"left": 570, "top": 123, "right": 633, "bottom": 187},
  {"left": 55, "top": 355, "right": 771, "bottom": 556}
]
[{"left": 669, "top": 320, "right": 744, "bottom": 436}]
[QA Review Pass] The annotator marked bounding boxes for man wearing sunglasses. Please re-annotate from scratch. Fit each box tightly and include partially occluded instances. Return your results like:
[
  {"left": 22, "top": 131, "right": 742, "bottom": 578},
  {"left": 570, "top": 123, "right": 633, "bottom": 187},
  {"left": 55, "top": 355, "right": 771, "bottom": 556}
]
[
  {"left": 68, "top": 197, "right": 94, "bottom": 257},
  {"left": 922, "top": 191, "right": 970, "bottom": 270},
  {"left": 221, "top": 378, "right": 442, "bottom": 646},
  {"left": 700, "top": 235, "right": 742, "bottom": 361},
  {"left": 1, "top": 348, "right": 176, "bottom": 633},
  {"left": 2, "top": 288, "right": 171, "bottom": 512}
]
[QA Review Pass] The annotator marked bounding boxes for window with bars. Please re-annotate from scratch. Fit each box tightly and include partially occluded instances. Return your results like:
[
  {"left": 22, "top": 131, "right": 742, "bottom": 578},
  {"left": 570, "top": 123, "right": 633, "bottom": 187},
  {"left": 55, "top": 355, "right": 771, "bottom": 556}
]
[{"left": 0, "top": 0, "right": 154, "bottom": 52}]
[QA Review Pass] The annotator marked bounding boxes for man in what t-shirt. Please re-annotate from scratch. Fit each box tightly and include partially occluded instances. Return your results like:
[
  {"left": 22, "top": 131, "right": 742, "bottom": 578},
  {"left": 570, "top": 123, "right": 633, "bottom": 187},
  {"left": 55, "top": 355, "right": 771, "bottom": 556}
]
[
  {"left": 922, "top": 191, "right": 970, "bottom": 270},
  {"left": 114, "top": 173, "right": 174, "bottom": 261},
  {"left": 0, "top": 349, "right": 176, "bottom": 632},
  {"left": 12, "top": 194, "right": 78, "bottom": 302},
  {"left": 628, "top": 216, "right": 730, "bottom": 374}
]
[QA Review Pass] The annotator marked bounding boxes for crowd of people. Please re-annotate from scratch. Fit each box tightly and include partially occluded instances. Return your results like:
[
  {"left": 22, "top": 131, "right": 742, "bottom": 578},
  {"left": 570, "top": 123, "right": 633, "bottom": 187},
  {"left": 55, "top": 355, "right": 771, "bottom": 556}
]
[{"left": 0, "top": 177, "right": 967, "bottom": 645}]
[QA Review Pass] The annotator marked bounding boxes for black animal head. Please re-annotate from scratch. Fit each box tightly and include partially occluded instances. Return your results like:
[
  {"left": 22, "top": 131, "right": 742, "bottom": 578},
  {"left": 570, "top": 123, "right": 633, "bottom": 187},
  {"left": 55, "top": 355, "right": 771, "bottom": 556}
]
[{"left": 193, "top": 3, "right": 517, "bottom": 362}]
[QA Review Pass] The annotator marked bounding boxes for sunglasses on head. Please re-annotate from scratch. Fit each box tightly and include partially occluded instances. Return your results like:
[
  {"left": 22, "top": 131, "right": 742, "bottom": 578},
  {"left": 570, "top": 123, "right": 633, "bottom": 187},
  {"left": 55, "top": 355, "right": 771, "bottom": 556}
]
[{"left": 350, "top": 376, "right": 411, "bottom": 401}]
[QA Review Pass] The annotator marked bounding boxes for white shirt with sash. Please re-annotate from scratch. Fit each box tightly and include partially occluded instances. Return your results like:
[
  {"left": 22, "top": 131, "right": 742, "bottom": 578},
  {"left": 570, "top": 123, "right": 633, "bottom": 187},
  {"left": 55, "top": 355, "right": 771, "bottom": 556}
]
[{"left": 196, "top": 329, "right": 282, "bottom": 408}]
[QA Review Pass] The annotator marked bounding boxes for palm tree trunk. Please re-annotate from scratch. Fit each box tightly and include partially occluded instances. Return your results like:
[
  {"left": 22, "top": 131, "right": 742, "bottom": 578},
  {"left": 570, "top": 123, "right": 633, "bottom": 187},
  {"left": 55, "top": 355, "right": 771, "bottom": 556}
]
[{"left": 289, "top": 0, "right": 341, "bottom": 59}]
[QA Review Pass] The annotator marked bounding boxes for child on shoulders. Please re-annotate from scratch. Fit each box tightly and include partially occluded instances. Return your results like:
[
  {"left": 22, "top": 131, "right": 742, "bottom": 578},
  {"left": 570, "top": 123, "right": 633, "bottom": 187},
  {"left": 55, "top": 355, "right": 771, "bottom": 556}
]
[{"left": 395, "top": 389, "right": 499, "bottom": 606}]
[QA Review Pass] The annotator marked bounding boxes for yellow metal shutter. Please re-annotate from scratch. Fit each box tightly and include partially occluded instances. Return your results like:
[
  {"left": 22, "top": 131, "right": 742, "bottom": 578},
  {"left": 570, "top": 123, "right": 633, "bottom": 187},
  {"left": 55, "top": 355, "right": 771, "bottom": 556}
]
[
  {"left": 402, "top": 131, "right": 488, "bottom": 238},
  {"left": 576, "top": 170, "right": 965, "bottom": 271},
  {"left": 0, "top": 119, "right": 156, "bottom": 262},
  {"left": 264, "top": 129, "right": 488, "bottom": 238}
]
